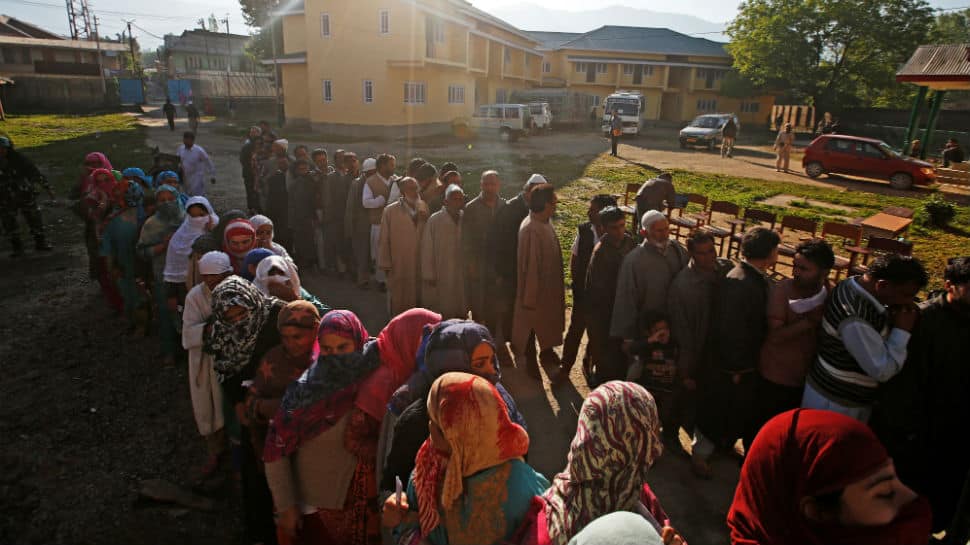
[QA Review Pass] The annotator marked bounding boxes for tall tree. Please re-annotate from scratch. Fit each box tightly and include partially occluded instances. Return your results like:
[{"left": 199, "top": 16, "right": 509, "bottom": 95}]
[
  {"left": 929, "top": 9, "right": 970, "bottom": 43},
  {"left": 726, "top": 0, "right": 933, "bottom": 108}
]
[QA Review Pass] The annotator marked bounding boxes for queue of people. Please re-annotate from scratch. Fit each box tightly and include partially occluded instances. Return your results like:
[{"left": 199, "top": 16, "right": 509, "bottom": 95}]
[{"left": 65, "top": 122, "right": 969, "bottom": 545}]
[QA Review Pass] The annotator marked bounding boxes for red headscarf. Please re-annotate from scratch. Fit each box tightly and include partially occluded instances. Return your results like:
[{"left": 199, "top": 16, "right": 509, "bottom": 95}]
[
  {"left": 355, "top": 308, "right": 441, "bottom": 421},
  {"left": 727, "top": 409, "right": 932, "bottom": 545},
  {"left": 221, "top": 218, "right": 257, "bottom": 273}
]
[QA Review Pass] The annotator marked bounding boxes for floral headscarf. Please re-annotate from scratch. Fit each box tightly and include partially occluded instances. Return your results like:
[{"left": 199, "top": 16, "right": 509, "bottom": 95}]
[
  {"left": 543, "top": 381, "right": 664, "bottom": 545},
  {"left": 413, "top": 372, "right": 530, "bottom": 537},
  {"left": 277, "top": 299, "right": 321, "bottom": 330},
  {"left": 355, "top": 308, "right": 441, "bottom": 421},
  {"left": 206, "top": 276, "right": 282, "bottom": 382},
  {"left": 262, "top": 309, "right": 378, "bottom": 463}
]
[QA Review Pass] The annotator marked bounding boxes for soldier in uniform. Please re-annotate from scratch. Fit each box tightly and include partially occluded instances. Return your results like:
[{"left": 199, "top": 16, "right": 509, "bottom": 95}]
[{"left": 0, "top": 136, "right": 54, "bottom": 257}]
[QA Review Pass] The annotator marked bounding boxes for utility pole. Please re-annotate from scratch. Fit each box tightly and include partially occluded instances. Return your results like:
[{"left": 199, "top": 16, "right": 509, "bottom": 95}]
[
  {"left": 93, "top": 15, "right": 106, "bottom": 94},
  {"left": 223, "top": 14, "right": 231, "bottom": 113},
  {"left": 269, "top": 1, "right": 283, "bottom": 126},
  {"left": 125, "top": 19, "right": 139, "bottom": 76}
]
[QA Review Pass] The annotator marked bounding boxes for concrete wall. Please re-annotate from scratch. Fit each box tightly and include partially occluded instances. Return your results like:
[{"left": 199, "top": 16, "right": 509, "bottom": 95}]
[{"left": 1, "top": 75, "right": 118, "bottom": 113}]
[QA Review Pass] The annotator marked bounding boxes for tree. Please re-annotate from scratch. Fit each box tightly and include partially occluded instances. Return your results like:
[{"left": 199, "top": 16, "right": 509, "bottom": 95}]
[
  {"left": 929, "top": 9, "right": 970, "bottom": 43},
  {"left": 726, "top": 0, "right": 933, "bottom": 108}
]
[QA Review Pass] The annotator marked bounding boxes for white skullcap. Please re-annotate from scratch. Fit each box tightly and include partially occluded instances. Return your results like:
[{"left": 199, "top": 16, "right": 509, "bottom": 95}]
[
  {"left": 444, "top": 183, "right": 464, "bottom": 198},
  {"left": 249, "top": 214, "right": 273, "bottom": 229},
  {"left": 362, "top": 157, "right": 377, "bottom": 172},
  {"left": 524, "top": 173, "right": 547, "bottom": 190},
  {"left": 274, "top": 138, "right": 289, "bottom": 149},
  {"left": 640, "top": 210, "right": 666, "bottom": 231},
  {"left": 198, "top": 251, "right": 233, "bottom": 275}
]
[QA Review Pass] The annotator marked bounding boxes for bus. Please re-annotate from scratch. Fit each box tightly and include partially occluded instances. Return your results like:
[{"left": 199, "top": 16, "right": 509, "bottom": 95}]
[{"left": 602, "top": 91, "right": 645, "bottom": 136}]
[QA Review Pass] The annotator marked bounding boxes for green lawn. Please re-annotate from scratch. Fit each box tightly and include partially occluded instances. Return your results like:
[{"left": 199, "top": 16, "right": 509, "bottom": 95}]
[{"left": 1, "top": 114, "right": 153, "bottom": 195}]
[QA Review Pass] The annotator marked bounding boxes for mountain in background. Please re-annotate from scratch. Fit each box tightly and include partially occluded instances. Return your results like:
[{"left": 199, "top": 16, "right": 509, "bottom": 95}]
[{"left": 491, "top": 3, "right": 729, "bottom": 42}]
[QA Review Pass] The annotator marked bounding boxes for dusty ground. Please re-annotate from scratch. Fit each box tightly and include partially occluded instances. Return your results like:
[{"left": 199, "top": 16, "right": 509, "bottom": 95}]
[{"left": 2, "top": 114, "right": 837, "bottom": 545}]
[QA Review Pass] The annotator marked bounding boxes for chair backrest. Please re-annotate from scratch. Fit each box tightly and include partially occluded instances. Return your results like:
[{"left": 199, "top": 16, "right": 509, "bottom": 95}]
[
  {"left": 686, "top": 193, "right": 708, "bottom": 207},
  {"left": 710, "top": 200, "right": 740, "bottom": 217},
  {"left": 780, "top": 215, "right": 817, "bottom": 235},
  {"left": 744, "top": 208, "right": 777, "bottom": 228},
  {"left": 670, "top": 193, "right": 690, "bottom": 216},
  {"left": 623, "top": 182, "right": 640, "bottom": 207},
  {"left": 821, "top": 221, "right": 863, "bottom": 245},
  {"left": 866, "top": 236, "right": 913, "bottom": 256}
]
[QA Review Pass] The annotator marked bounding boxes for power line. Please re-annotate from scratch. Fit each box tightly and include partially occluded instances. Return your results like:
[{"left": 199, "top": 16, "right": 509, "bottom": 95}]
[{"left": 0, "top": 0, "right": 202, "bottom": 21}]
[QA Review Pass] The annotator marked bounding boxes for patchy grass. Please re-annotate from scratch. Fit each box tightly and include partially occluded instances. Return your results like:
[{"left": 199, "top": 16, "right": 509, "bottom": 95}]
[
  {"left": 567, "top": 154, "right": 970, "bottom": 290},
  {"left": 1, "top": 114, "right": 153, "bottom": 196}
]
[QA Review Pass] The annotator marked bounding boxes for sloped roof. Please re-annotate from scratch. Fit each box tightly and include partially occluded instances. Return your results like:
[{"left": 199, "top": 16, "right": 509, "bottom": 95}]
[
  {"left": 0, "top": 14, "right": 62, "bottom": 39},
  {"left": 897, "top": 44, "right": 970, "bottom": 85},
  {"left": 525, "top": 31, "right": 582, "bottom": 50},
  {"left": 558, "top": 25, "right": 729, "bottom": 57}
]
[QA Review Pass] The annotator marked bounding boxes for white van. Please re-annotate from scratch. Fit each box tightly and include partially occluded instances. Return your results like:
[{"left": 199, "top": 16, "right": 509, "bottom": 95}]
[
  {"left": 470, "top": 104, "right": 532, "bottom": 142},
  {"left": 528, "top": 102, "right": 553, "bottom": 131}
]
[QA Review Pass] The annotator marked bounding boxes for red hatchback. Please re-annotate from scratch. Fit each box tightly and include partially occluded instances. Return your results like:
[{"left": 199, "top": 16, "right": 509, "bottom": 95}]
[{"left": 802, "top": 134, "right": 936, "bottom": 189}]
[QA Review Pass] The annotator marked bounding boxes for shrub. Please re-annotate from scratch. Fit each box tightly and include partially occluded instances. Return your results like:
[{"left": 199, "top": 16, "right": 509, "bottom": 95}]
[{"left": 918, "top": 193, "right": 956, "bottom": 228}]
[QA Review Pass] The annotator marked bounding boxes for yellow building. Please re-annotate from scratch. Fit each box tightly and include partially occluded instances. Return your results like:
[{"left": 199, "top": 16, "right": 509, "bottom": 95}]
[
  {"left": 272, "top": 0, "right": 543, "bottom": 137},
  {"left": 530, "top": 26, "right": 774, "bottom": 126},
  {"left": 271, "top": 3, "right": 773, "bottom": 134}
]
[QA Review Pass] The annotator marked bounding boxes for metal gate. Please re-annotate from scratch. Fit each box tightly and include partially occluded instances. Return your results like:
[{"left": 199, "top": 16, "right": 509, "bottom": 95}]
[
  {"left": 118, "top": 78, "right": 144, "bottom": 104},
  {"left": 167, "top": 79, "right": 193, "bottom": 105}
]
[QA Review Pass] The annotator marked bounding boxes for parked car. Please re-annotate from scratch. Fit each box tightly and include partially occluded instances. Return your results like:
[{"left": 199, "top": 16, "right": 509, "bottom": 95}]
[
  {"left": 679, "top": 113, "right": 739, "bottom": 151},
  {"left": 469, "top": 104, "right": 533, "bottom": 142},
  {"left": 802, "top": 134, "right": 936, "bottom": 189},
  {"left": 528, "top": 102, "right": 553, "bottom": 131}
]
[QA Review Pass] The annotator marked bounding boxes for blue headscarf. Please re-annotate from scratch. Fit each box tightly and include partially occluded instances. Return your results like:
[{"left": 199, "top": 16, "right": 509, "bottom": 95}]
[
  {"left": 124, "top": 180, "right": 146, "bottom": 224},
  {"left": 122, "top": 167, "right": 153, "bottom": 190},
  {"left": 155, "top": 170, "right": 188, "bottom": 206},
  {"left": 242, "top": 248, "right": 274, "bottom": 281}
]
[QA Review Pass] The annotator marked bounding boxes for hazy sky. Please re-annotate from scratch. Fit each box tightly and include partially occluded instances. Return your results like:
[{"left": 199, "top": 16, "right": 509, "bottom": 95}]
[{"left": 1, "top": 0, "right": 966, "bottom": 49}]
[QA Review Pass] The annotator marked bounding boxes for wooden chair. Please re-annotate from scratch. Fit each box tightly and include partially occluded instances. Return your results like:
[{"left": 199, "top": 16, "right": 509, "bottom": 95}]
[
  {"left": 727, "top": 208, "right": 777, "bottom": 258},
  {"left": 698, "top": 200, "right": 741, "bottom": 256},
  {"left": 772, "top": 215, "right": 817, "bottom": 276},
  {"left": 848, "top": 237, "right": 914, "bottom": 276},
  {"left": 669, "top": 193, "right": 708, "bottom": 241},
  {"left": 619, "top": 182, "right": 640, "bottom": 218},
  {"left": 818, "top": 221, "right": 863, "bottom": 280}
]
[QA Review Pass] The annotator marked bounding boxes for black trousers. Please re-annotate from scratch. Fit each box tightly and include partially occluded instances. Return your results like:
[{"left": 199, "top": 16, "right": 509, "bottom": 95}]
[
  {"left": 166, "top": 115, "right": 175, "bottom": 131},
  {"left": 695, "top": 368, "right": 758, "bottom": 452},
  {"left": 239, "top": 428, "right": 277, "bottom": 545},
  {"left": 746, "top": 374, "right": 803, "bottom": 449},
  {"left": 611, "top": 134, "right": 619, "bottom": 156},
  {"left": 561, "top": 304, "right": 587, "bottom": 370},
  {"left": 1, "top": 193, "right": 46, "bottom": 247}
]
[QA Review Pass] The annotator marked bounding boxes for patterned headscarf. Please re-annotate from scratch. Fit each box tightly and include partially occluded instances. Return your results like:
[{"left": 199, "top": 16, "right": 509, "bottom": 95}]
[
  {"left": 414, "top": 372, "right": 530, "bottom": 537},
  {"left": 318, "top": 309, "right": 369, "bottom": 351},
  {"left": 355, "top": 308, "right": 441, "bottom": 421},
  {"left": 277, "top": 300, "right": 321, "bottom": 330},
  {"left": 206, "top": 276, "right": 282, "bottom": 382},
  {"left": 387, "top": 319, "right": 500, "bottom": 414},
  {"left": 262, "top": 309, "right": 378, "bottom": 463},
  {"left": 543, "top": 381, "right": 663, "bottom": 545}
]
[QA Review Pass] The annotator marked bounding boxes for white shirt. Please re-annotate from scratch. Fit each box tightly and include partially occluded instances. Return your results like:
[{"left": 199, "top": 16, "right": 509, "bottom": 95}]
[
  {"left": 362, "top": 174, "right": 401, "bottom": 208},
  {"left": 836, "top": 277, "right": 910, "bottom": 383},
  {"left": 176, "top": 144, "right": 216, "bottom": 197}
]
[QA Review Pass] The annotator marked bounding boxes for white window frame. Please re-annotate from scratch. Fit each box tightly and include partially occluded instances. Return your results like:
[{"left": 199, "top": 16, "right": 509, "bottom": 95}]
[
  {"left": 379, "top": 9, "right": 390, "bottom": 35},
  {"left": 575, "top": 62, "right": 586, "bottom": 73},
  {"left": 448, "top": 84, "right": 465, "bottom": 104},
  {"left": 323, "top": 80, "right": 333, "bottom": 103},
  {"left": 542, "top": 61, "right": 551, "bottom": 74},
  {"left": 596, "top": 63, "right": 608, "bottom": 74},
  {"left": 403, "top": 81, "right": 426, "bottom": 105},
  {"left": 623, "top": 64, "right": 634, "bottom": 75},
  {"left": 320, "top": 13, "right": 330, "bottom": 38},
  {"left": 363, "top": 80, "right": 374, "bottom": 104}
]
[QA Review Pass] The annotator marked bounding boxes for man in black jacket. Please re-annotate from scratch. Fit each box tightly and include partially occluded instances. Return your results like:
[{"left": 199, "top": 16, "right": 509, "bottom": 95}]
[{"left": 0, "top": 136, "right": 53, "bottom": 256}]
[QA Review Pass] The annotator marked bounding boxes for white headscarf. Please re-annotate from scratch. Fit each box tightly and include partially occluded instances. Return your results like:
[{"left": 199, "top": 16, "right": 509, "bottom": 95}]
[
  {"left": 198, "top": 251, "right": 232, "bottom": 275},
  {"left": 248, "top": 214, "right": 292, "bottom": 260},
  {"left": 164, "top": 196, "right": 219, "bottom": 283},
  {"left": 253, "top": 255, "right": 301, "bottom": 300}
]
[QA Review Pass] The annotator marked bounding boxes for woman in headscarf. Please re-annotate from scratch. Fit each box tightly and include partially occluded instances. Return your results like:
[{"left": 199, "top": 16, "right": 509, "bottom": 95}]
[
  {"left": 137, "top": 184, "right": 186, "bottom": 364},
  {"left": 243, "top": 247, "right": 276, "bottom": 281},
  {"left": 525, "top": 381, "right": 674, "bottom": 545},
  {"left": 182, "top": 251, "right": 234, "bottom": 480},
  {"left": 251, "top": 214, "right": 292, "bottom": 260},
  {"left": 122, "top": 167, "right": 153, "bottom": 192},
  {"left": 252, "top": 254, "right": 329, "bottom": 316},
  {"left": 384, "top": 372, "right": 548, "bottom": 545},
  {"left": 379, "top": 319, "right": 525, "bottom": 496},
  {"left": 185, "top": 209, "right": 249, "bottom": 289},
  {"left": 564, "top": 512, "right": 676, "bottom": 545},
  {"left": 263, "top": 309, "right": 382, "bottom": 545},
  {"left": 164, "top": 196, "right": 218, "bottom": 314},
  {"left": 82, "top": 167, "right": 125, "bottom": 311},
  {"left": 206, "top": 276, "right": 287, "bottom": 545},
  {"left": 223, "top": 218, "right": 258, "bottom": 275},
  {"left": 99, "top": 178, "right": 145, "bottom": 327},
  {"left": 154, "top": 170, "right": 188, "bottom": 203},
  {"left": 77, "top": 152, "right": 113, "bottom": 279},
  {"left": 727, "top": 409, "right": 932, "bottom": 545}
]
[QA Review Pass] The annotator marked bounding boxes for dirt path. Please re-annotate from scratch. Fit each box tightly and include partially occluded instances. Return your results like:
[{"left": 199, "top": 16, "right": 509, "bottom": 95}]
[{"left": 1, "top": 114, "right": 737, "bottom": 545}]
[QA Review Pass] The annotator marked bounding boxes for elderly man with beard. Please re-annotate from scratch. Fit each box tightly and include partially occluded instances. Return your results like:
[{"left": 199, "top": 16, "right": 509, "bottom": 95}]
[
  {"left": 749, "top": 239, "right": 834, "bottom": 445},
  {"left": 378, "top": 176, "right": 429, "bottom": 314}
]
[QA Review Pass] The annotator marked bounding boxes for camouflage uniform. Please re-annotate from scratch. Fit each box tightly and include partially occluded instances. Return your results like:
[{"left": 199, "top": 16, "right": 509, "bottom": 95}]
[{"left": 0, "top": 138, "right": 52, "bottom": 256}]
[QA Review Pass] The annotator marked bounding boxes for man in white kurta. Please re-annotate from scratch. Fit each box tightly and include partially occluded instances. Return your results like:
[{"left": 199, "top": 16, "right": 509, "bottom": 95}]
[
  {"left": 176, "top": 131, "right": 216, "bottom": 197},
  {"left": 420, "top": 184, "right": 466, "bottom": 319},
  {"left": 378, "top": 177, "right": 428, "bottom": 315},
  {"left": 181, "top": 251, "right": 232, "bottom": 460},
  {"left": 363, "top": 154, "right": 400, "bottom": 286}
]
